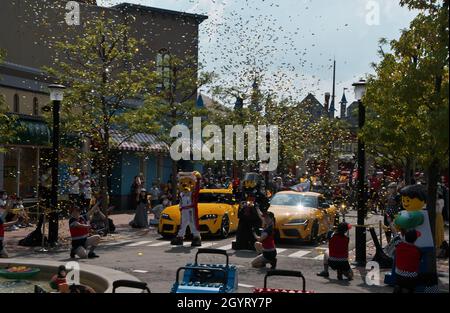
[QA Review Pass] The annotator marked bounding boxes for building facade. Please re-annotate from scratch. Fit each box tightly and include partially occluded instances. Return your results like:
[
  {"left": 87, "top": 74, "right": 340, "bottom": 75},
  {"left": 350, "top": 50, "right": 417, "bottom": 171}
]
[{"left": 0, "top": 0, "right": 207, "bottom": 209}]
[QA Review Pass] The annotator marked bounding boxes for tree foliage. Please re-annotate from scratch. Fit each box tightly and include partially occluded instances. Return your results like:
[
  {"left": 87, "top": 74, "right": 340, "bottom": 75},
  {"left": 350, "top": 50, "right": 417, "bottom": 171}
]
[
  {"left": 363, "top": 0, "right": 448, "bottom": 268},
  {"left": 127, "top": 55, "right": 213, "bottom": 193},
  {"left": 363, "top": 0, "right": 449, "bottom": 170},
  {"left": 45, "top": 18, "right": 158, "bottom": 208}
]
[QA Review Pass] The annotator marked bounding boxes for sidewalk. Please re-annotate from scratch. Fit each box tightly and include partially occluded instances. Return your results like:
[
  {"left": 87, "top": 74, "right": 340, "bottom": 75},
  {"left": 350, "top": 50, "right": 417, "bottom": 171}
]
[{"left": 1, "top": 213, "right": 148, "bottom": 255}]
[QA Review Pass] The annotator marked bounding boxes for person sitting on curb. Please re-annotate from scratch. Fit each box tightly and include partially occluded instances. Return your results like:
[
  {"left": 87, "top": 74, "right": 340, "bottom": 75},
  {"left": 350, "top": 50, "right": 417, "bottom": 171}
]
[
  {"left": 0, "top": 192, "right": 18, "bottom": 258},
  {"left": 251, "top": 210, "right": 277, "bottom": 269},
  {"left": 317, "top": 222, "right": 354, "bottom": 281},
  {"left": 394, "top": 229, "right": 422, "bottom": 293},
  {"left": 69, "top": 205, "right": 100, "bottom": 259}
]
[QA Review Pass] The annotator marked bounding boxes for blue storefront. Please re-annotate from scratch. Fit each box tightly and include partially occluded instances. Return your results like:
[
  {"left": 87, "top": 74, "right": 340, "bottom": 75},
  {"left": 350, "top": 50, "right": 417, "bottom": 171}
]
[
  {"left": 109, "top": 131, "right": 173, "bottom": 211},
  {"left": 108, "top": 130, "right": 204, "bottom": 210}
]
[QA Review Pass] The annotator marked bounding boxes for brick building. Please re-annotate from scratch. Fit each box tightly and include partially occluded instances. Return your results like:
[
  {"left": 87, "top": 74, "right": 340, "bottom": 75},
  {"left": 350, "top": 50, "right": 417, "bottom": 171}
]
[{"left": 0, "top": 0, "right": 207, "bottom": 209}]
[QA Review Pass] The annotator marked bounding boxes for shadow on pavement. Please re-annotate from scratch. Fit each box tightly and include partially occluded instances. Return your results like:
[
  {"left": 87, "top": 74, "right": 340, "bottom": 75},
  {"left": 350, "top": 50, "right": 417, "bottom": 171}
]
[
  {"left": 164, "top": 246, "right": 197, "bottom": 254},
  {"left": 231, "top": 250, "right": 258, "bottom": 259}
]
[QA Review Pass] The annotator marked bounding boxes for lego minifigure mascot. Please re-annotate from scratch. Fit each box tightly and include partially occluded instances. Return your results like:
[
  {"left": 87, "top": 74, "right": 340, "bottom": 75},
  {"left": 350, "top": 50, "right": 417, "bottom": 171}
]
[
  {"left": 394, "top": 185, "right": 438, "bottom": 293},
  {"left": 232, "top": 174, "right": 269, "bottom": 250},
  {"left": 171, "top": 171, "right": 202, "bottom": 247}
]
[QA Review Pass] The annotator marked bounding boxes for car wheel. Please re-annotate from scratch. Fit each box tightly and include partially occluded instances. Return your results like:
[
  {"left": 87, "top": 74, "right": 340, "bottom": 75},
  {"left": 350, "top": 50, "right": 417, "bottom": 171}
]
[
  {"left": 310, "top": 220, "right": 320, "bottom": 244},
  {"left": 219, "top": 215, "right": 230, "bottom": 239}
]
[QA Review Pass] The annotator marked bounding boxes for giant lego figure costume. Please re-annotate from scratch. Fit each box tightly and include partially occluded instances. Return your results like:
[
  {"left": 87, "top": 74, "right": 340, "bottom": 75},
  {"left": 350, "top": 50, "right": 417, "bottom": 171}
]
[
  {"left": 171, "top": 172, "right": 202, "bottom": 247},
  {"left": 385, "top": 184, "right": 438, "bottom": 293},
  {"left": 232, "top": 173, "right": 269, "bottom": 251}
]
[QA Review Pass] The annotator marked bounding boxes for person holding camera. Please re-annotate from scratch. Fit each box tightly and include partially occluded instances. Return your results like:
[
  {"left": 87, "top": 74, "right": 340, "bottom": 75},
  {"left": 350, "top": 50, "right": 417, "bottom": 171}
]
[
  {"left": 69, "top": 205, "right": 101, "bottom": 259},
  {"left": 251, "top": 210, "right": 277, "bottom": 269}
]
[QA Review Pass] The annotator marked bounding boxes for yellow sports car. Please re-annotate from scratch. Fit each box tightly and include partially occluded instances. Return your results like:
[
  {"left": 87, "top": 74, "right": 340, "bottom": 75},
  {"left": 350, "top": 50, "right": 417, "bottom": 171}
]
[
  {"left": 269, "top": 191, "right": 340, "bottom": 243},
  {"left": 158, "top": 188, "right": 239, "bottom": 239}
]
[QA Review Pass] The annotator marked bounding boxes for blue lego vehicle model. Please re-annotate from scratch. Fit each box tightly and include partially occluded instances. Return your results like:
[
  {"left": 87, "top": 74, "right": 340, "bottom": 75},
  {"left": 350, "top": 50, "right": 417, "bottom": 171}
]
[{"left": 171, "top": 248, "right": 238, "bottom": 293}]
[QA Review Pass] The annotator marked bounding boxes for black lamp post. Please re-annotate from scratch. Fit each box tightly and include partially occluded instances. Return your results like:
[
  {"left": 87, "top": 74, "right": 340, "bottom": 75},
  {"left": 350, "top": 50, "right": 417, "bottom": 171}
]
[
  {"left": 352, "top": 79, "right": 367, "bottom": 266},
  {"left": 47, "top": 84, "right": 65, "bottom": 246}
]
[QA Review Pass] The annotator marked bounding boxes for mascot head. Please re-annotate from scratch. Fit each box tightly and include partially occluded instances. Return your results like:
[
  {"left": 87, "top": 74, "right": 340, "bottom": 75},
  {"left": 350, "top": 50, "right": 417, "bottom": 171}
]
[
  {"left": 400, "top": 184, "right": 427, "bottom": 212},
  {"left": 244, "top": 180, "right": 257, "bottom": 189},
  {"left": 178, "top": 172, "right": 201, "bottom": 192},
  {"left": 243, "top": 172, "right": 261, "bottom": 190},
  {"left": 395, "top": 184, "right": 427, "bottom": 230}
]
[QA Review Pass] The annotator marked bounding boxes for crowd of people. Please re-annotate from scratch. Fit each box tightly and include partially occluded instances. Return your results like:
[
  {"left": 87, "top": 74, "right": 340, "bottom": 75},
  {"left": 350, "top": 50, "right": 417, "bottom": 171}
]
[{"left": 1, "top": 163, "right": 449, "bottom": 294}]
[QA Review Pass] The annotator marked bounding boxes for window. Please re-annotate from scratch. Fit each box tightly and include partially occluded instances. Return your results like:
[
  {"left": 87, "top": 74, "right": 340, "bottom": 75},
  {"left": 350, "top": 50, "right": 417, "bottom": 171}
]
[
  {"left": 2, "top": 147, "right": 39, "bottom": 198},
  {"left": 33, "top": 97, "right": 39, "bottom": 116},
  {"left": 13, "top": 94, "right": 20, "bottom": 113},
  {"left": 19, "top": 147, "right": 38, "bottom": 198},
  {"left": 156, "top": 49, "right": 171, "bottom": 90}
]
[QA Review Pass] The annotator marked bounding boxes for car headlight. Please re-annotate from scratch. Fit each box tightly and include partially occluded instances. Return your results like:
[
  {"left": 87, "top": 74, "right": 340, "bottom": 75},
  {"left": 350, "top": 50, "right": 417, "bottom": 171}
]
[
  {"left": 161, "top": 213, "right": 172, "bottom": 221},
  {"left": 200, "top": 214, "right": 218, "bottom": 220},
  {"left": 284, "top": 219, "right": 308, "bottom": 226}
]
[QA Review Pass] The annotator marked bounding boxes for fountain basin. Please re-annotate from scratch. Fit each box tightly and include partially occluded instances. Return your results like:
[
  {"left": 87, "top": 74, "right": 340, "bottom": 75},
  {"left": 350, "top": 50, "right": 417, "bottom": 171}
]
[{"left": 0, "top": 258, "right": 142, "bottom": 293}]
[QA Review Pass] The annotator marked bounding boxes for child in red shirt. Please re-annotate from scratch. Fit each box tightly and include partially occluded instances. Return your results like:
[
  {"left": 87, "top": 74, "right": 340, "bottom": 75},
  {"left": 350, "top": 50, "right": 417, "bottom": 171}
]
[
  {"left": 251, "top": 211, "right": 277, "bottom": 269},
  {"left": 317, "top": 222, "right": 353, "bottom": 281},
  {"left": 394, "top": 229, "right": 421, "bottom": 293}
]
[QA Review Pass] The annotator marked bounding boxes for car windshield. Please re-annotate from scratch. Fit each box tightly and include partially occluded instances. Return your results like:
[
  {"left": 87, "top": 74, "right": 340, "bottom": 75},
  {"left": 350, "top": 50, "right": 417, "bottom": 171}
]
[
  {"left": 198, "top": 193, "right": 234, "bottom": 204},
  {"left": 270, "top": 194, "right": 318, "bottom": 208}
]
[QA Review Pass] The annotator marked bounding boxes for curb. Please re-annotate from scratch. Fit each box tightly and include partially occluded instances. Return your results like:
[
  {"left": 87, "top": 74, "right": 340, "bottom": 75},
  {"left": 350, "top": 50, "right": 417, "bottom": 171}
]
[{"left": 0, "top": 258, "right": 142, "bottom": 293}]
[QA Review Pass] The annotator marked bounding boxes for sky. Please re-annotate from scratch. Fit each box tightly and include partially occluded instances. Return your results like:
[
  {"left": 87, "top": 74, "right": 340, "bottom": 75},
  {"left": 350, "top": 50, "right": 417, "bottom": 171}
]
[{"left": 98, "top": 0, "right": 418, "bottom": 114}]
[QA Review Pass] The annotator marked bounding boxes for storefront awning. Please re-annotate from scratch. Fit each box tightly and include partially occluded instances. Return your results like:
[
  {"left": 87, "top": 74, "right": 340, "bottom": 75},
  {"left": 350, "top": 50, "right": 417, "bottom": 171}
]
[
  {"left": 10, "top": 116, "right": 82, "bottom": 148},
  {"left": 15, "top": 117, "right": 51, "bottom": 146},
  {"left": 110, "top": 130, "right": 169, "bottom": 153}
]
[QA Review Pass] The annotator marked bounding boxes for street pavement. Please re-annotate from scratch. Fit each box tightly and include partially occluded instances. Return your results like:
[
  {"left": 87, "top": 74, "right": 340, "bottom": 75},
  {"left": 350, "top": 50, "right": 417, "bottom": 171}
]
[{"left": 2, "top": 212, "right": 449, "bottom": 293}]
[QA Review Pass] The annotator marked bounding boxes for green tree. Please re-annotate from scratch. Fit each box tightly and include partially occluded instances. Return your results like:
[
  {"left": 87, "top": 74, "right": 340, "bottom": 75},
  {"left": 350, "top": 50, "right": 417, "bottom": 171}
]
[
  {"left": 363, "top": 45, "right": 418, "bottom": 183},
  {"left": 45, "top": 18, "right": 157, "bottom": 211},
  {"left": 306, "top": 117, "right": 352, "bottom": 185},
  {"left": 363, "top": 0, "right": 449, "bottom": 278},
  {"left": 127, "top": 55, "right": 213, "bottom": 194},
  {"left": 265, "top": 97, "right": 308, "bottom": 173}
]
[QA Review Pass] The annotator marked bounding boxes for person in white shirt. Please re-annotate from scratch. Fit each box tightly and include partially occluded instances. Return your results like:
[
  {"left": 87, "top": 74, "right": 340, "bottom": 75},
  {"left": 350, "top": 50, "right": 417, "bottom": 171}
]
[
  {"left": 150, "top": 183, "right": 161, "bottom": 207},
  {"left": 67, "top": 169, "right": 81, "bottom": 207},
  {"left": 150, "top": 195, "right": 171, "bottom": 226},
  {"left": 80, "top": 171, "right": 92, "bottom": 212}
]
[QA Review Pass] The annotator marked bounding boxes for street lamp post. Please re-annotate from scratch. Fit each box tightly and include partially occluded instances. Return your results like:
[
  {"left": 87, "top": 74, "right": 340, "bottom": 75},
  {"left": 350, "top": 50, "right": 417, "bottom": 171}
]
[
  {"left": 47, "top": 84, "right": 66, "bottom": 246},
  {"left": 352, "top": 79, "right": 367, "bottom": 266}
]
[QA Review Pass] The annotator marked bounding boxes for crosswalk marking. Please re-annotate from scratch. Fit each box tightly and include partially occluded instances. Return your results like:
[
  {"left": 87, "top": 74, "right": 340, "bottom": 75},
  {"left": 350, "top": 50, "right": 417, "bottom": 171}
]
[
  {"left": 199, "top": 242, "right": 217, "bottom": 248},
  {"left": 104, "top": 240, "right": 134, "bottom": 246},
  {"left": 101, "top": 237, "right": 333, "bottom": 261},
  {"left": 287, "top": 250, "right": 310, "bottom": 258},
  {"left": 126, "top": 241, "right": 153, "bottom": 247},
  {"left": 147, "top": 241, "right": 171, "bottom": 247},
  {"left": 217, "top": 244, "right": 232, "bottom": 251}
]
